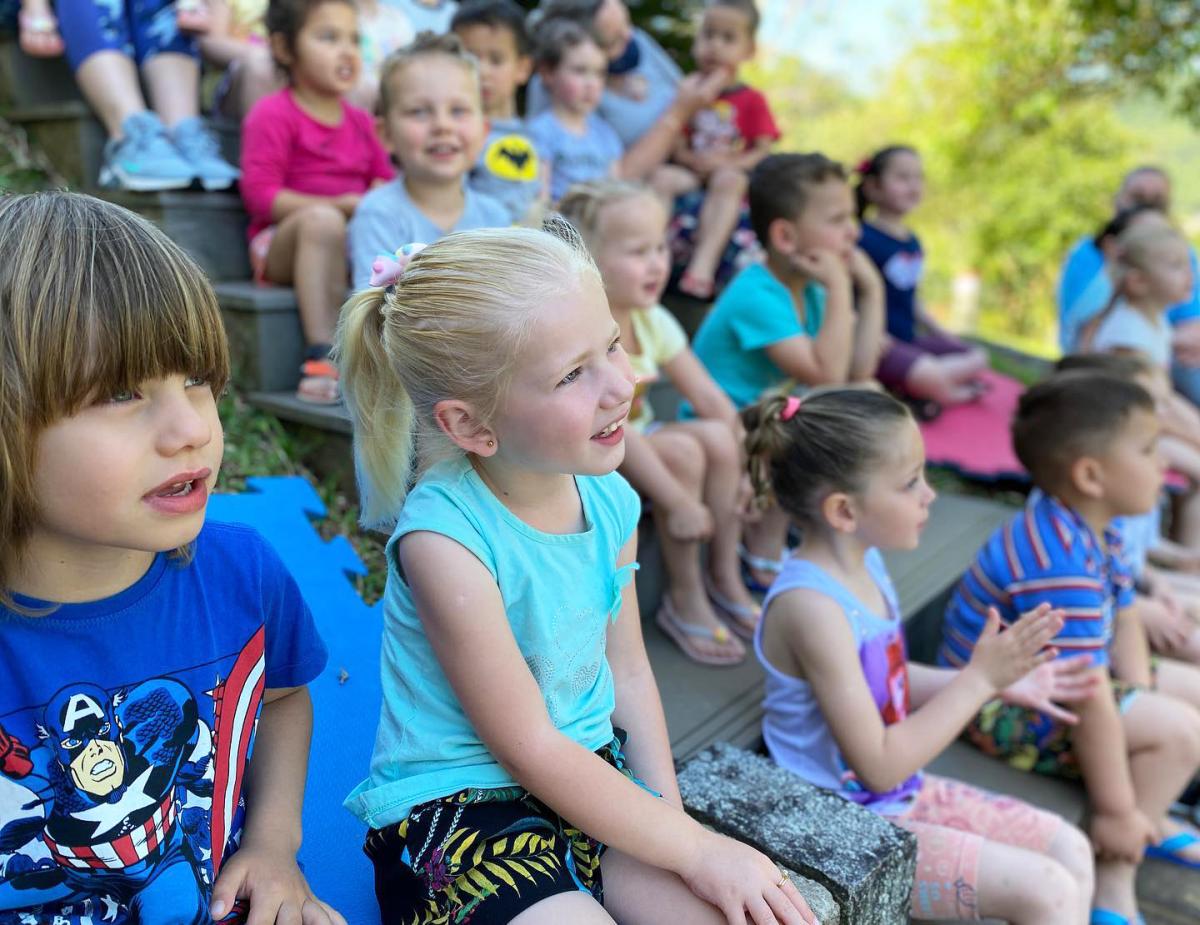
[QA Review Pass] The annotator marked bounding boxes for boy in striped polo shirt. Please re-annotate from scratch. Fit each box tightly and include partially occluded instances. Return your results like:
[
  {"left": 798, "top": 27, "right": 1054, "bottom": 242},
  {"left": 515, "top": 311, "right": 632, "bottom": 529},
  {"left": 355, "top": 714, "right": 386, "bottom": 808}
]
[{"left": 940, "top": 371, "right": 1200, "bottom": 924}]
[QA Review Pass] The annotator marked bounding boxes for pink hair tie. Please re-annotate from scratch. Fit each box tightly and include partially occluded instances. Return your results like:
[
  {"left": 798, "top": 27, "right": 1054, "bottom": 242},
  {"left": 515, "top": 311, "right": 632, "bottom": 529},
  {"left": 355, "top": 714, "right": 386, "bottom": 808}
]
[
  {"left": 780, "top": 395, "right": 803, "bottom": 421},
  {"left": 368, "top": 242, "right": 427, "bottom": 289}
]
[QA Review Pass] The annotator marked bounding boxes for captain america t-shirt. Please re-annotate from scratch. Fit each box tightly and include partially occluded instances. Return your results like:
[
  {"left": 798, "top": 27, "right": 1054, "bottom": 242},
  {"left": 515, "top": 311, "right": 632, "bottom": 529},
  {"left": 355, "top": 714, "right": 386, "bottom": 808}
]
[
  {"left": 0, "top": 521, "right": 327, "bottom": 924},
  {"left": 859, "top": 221, "right": 924, "bottom": 343}
]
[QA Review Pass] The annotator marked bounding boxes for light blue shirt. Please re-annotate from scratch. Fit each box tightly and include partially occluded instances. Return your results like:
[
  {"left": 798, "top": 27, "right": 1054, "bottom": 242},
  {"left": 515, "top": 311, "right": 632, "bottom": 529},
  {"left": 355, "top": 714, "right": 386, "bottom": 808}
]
[
  {"left": 348, "top": 179, "right": 509, "bottom": 288},
  {"left": 690, "top": 263, "right": 827, "bottom": 409},
  {"left": 344, "top": 457, "right": 641, "bottom": 828},
  {"left": 527, "top": 109, "right": 623, "bottom": 202},
  {"left": 391, "top": 0, "right": 456, "bottom": 34},
  {"left": 1057, "top": 235, "right": 1200, "bottom": 352},
  {"left": 526, "top": 28, "right": 681, "bottom": 148},
  {"left": 469, "top": 116, "right": 542, "bottom": 224}
]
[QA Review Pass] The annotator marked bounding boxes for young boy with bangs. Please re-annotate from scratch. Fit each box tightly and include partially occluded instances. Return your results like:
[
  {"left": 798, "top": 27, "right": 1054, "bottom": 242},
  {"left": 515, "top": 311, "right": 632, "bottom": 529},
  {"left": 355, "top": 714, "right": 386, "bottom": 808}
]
[
  {"left": 940, "top": 371, "right": 1200, "bottom": 925},
  {"left": 452, "top": 0, "right": 544, "bottom": 224},
  {"left": 689, "top": 151, "right": 885, "bottom": 590}
]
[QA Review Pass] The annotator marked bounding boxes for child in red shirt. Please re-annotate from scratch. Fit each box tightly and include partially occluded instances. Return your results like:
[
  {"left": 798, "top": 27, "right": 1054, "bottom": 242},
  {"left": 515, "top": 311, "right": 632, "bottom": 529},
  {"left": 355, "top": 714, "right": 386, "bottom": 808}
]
[
  {"left": 654, "top": 0, "right": 778, "bottom": 300},
  {"left": 240, "top": 0, "right": 394, "bottom": 404}
]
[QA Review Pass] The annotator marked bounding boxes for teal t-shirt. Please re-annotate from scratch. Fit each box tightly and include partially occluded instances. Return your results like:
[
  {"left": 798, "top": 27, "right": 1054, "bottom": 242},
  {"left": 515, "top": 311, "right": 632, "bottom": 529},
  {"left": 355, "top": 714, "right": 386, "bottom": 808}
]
[
  {"left": 691, "top": 262, "right": 826, "bottom": 409},
  {"left": 344, "top": 456, "right": 641, "bottom": 828}
]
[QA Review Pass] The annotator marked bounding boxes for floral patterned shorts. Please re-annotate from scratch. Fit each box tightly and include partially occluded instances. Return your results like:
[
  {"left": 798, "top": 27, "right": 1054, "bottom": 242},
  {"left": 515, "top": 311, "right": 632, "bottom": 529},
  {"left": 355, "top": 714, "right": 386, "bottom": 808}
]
[{"left": 364, "top": 731, "right": 651, "bottom": 925}]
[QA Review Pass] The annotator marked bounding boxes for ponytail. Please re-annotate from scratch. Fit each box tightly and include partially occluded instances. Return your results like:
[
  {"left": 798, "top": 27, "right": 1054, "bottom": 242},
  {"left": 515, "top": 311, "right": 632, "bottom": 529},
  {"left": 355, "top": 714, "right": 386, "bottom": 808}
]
[
  {"left": 743, "top": 388, "right": 911, "bottom": 526},
  {"left": 334, "top": 287, "right": 417, "bottom": 529}
]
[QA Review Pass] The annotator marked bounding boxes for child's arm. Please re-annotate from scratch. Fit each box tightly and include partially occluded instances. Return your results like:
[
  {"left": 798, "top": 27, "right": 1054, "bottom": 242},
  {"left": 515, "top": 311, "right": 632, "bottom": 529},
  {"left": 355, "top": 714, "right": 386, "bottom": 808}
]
[
  {"left": 607, "top": 534, "right": 683, "bottom": 805},
  {"left": 399, "top": 531, "right": 816, "bottom": 923},
  {"left": 663, "top": 347, "right": 741, "bottom": 431},
  {"left": 210, "top": 686, "right": 345, "bottom": 925},
  {"left": 729, "top": 137, "right": 774, "bottom": 173},
  {"left": 846, "top": 247, "right": 885, "bottom": 382},
  {"left": 622, "top": 429, "right": 713, "bottom": 541},
  {"left": 1148, "top": 537, "right": 1200, "bottom": 571},
  {"left": 783, "top": 592, "right": 1062, "bottom": 793},
  {"left": 196, "top": 0, "right": 250, "bottom": 67},
  {"left": 1108, "top": 603, "right": 1153, "bottom": 687},
  {"left": 616, "top": 69, "right": 727, "bottom": 181},
  {"left": 763, "top": 251, "right": 855, "bottom": 386}
]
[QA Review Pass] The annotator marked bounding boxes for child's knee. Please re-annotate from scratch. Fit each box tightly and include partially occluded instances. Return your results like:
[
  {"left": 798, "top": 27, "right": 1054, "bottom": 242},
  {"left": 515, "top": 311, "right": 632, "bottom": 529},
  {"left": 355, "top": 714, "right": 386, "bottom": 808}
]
[
  {"left": 297, "top": 203, "right": 347, "bottom": 244},
  {"left": 658, "top": 433, "right": 707, "bottom": 486},
  {"left": 1049, "top": 822, "right": 1094, "bottom": 888},
  {"left": 695, "top": 420, "right": 739, "bottom": 469}
]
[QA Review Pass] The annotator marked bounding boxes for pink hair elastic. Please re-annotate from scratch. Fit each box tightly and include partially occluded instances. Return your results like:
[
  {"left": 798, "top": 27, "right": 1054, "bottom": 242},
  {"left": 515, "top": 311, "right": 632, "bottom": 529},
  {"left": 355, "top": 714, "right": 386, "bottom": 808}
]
[
  {"left": 780, "top": 395, "right": 803, "bottom": 421},
  {"left": 368, "top": 242, "right": 427, "bottom": 289}
]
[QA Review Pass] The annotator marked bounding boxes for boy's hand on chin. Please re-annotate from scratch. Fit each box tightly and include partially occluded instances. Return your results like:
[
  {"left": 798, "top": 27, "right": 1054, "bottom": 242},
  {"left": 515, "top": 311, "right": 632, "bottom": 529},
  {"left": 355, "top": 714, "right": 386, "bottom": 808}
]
[{"left": 211, "top": 842, "right": 347, "bottom": 925}]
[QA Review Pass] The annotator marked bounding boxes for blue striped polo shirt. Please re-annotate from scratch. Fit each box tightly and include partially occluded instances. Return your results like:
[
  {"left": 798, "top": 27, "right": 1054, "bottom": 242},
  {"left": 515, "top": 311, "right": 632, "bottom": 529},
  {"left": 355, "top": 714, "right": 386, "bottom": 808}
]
[{"left": 939, "top": 489, "right": 1135, "bottom": 670}]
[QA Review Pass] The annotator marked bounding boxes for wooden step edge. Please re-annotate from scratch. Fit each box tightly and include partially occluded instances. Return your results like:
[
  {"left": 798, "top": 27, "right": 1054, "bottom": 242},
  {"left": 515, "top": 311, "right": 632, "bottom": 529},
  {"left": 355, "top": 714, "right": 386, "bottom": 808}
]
[{"left": 246, "top": 390, "right": 353, "bottom": 435}]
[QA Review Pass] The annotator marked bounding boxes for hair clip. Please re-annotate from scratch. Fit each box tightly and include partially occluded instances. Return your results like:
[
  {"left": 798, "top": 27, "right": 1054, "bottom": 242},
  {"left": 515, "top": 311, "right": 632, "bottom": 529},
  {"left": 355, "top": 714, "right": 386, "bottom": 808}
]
[
  {"left": 856, "top": 157, "right": 874, "bottom": 175},
  {"left": 780, "top": 395, "right": 803, "bottom": 421},
  {"left": 368, "top": 242, "right": 428, "bottom": 289}
]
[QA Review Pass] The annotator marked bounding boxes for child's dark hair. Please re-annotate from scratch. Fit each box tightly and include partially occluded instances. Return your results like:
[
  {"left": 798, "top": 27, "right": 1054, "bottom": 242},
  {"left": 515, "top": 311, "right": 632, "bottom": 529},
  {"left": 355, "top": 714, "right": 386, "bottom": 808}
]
[
  {"left": 1012, "top": 372, "right": 1155, "bottom": 491},
  {"left": 854, "top": 144, "right": 917, "bottom": 219},
  {"left": 748, "top": 152, "right": 846, "bottom": 248},
  {"left": 266, "top": 0, "right": 354, "bottom": 70},
  {"left": 1054, "top": 352, "right": 1154, "bottom": 380},
  {"left": 532, "top": 17, "right": 596, "bottom": 69},
  {"left": 743, "top": 389, "right": 912, "bottom": 526},
  {"left": 451, "top": 0, "right": 532, "bottom": 55},
  {"left": 1092, "top": 202, "right": 1162, "bottom": 250},
  {"left": 706, "top": 0, "right": 760, "bottom": 33}
]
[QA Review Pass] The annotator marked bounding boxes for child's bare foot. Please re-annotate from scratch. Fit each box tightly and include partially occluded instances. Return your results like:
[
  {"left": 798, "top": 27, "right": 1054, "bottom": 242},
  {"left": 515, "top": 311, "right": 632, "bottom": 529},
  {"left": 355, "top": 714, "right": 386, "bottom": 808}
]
[
  {"left": 177, "top": 0, "right": 212, "bottom": 33},
  {"left": 18, "top": 3, "right": 64, "bottom": 57},
  {"left": 705, "top": 572, "right": 760, "bottom": 638}
]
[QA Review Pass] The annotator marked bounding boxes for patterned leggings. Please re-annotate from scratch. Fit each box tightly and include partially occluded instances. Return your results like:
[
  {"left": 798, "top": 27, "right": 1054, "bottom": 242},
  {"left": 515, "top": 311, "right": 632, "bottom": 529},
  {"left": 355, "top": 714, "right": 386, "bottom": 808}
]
[{"left": 59, "top": 0, "right": 198, "bottom": 70}]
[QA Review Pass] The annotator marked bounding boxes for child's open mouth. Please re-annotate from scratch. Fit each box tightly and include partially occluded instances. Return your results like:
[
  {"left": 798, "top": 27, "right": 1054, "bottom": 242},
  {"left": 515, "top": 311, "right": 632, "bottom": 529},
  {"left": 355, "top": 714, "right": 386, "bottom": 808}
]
[
  {"left": 592, "top": 418, "right": 625, "bottom": 445},
  {"left": 144, "top": 469, "right": 211, "bottom": 514}
]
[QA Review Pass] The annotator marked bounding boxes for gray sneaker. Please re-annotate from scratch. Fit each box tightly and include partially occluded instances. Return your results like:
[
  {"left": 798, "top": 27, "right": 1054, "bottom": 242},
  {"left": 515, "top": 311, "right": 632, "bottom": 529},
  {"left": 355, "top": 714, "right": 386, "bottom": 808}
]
[
  {"left": 171, "top": 117, "right": 240, "bottom": 191},
  {"left": 100, "top": 111, "right": 196, "bottom": 191}
]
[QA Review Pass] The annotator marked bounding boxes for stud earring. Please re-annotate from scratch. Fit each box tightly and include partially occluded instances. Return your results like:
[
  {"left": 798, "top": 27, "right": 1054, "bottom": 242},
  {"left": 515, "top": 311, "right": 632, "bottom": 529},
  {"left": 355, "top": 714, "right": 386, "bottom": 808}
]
[{"left": 487, "top": 439, "right": 495, "bottom": 448}]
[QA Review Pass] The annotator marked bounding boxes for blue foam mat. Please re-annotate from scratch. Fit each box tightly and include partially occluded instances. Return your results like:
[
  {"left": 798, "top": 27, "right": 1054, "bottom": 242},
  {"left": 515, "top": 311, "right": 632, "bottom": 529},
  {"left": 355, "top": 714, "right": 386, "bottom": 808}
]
[{"left": 208, "top": 477, "right": 381, "bottom": 925}]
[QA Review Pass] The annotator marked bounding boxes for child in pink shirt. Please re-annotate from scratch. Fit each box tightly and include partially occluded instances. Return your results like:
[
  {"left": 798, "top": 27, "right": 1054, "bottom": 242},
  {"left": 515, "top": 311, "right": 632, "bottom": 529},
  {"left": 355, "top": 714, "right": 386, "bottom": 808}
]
[{"left": 240, "top": 0, "right": 393, "bottom": 404}]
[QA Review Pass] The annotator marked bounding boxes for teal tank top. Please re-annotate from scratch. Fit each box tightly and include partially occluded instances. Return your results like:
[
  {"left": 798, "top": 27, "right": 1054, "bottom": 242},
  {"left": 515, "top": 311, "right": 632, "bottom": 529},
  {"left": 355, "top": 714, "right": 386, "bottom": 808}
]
[{"left": 344, "top": 457, "right": 641, "bottom": 828}]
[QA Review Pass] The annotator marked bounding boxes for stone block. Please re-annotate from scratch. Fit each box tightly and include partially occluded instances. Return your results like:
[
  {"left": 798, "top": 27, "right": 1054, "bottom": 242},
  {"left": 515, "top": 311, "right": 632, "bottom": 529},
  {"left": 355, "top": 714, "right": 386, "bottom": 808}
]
[
  {"left": 678, "top": 743, "right": 916, "bottom": 925},
  {"left": 0, "top": 41, "right": 82, "bottom": 109},
  {"left": 6, "top": 100, "right": 104, "bottom": 188}
]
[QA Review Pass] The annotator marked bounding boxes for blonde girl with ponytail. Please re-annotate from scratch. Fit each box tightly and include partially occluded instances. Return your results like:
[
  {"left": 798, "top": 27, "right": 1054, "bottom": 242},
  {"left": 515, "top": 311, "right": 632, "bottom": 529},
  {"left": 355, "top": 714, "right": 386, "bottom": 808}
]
[{"left": 335, "top": 222, "right": 816, "bottom": 925}]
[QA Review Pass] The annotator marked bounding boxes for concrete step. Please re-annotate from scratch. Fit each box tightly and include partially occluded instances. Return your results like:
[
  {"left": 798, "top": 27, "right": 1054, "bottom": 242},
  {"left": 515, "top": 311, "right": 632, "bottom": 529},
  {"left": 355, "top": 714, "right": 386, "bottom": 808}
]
[
  {"left": 216, "top": 282, "right": 307, "bottom": 393},
  {"left": 96, "top": 189, "right": 251, "bottom": 282},
  {"left": 0, "top": 41, "right": 82, "bottom": 109}
]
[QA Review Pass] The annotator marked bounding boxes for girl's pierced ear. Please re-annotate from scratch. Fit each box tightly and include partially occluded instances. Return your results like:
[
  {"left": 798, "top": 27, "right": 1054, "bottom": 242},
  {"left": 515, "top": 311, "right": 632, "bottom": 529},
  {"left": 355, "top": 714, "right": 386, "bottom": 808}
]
[{"left": 487, "top": 439, "right": 495, "bottom": 448}]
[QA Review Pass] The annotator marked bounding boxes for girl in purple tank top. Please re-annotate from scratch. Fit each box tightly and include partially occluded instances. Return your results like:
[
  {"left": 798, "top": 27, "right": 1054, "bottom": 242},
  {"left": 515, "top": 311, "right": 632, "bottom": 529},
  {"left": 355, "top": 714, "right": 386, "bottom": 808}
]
[{"left": 744, "top": 388, "right": 1104, "bottom": 924}]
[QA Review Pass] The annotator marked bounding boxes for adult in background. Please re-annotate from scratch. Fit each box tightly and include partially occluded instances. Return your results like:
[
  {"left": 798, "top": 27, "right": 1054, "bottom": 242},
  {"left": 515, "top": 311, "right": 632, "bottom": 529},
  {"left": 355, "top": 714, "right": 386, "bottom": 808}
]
[
  {"left": 526, "top": 0, "right": 723, "bottom": 181},
  {"left": 1058, "top": 165, "right": 1200, "bottom": 404}
]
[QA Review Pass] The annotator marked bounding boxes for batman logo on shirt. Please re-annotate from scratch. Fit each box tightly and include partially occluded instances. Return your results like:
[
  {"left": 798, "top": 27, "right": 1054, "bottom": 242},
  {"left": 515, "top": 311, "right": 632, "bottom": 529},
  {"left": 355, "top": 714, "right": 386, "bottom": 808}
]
[{"left": 485, "top": 135, "right": 539, "bottom": 182}]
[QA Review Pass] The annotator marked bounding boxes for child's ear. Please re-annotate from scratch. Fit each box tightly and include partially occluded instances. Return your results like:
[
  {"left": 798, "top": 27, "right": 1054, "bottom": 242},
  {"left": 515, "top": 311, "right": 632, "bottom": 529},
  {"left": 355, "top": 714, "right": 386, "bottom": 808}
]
[
  {"left": 821, "top": 491, "right": 858, "bottom": 534},
  {"left": 1069, "top": 454, "right": 1106, "bottom": 500},
  {"left": 268, "top": 33, "right": 292, "bottom": 70},
  {"left": 516, "top": 54, "right": 534, "bottom": 85},
  {"left": 767, "top": 216, "right": 797, "bottom": 256},
  {"left": 433, "top": 399, "right": 498, "bottom": 456}
]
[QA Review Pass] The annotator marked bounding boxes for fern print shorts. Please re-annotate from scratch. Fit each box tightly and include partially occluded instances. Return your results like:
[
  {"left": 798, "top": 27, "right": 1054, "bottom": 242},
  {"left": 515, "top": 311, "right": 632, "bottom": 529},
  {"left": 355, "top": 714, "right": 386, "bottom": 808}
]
[{"left": 364, "top": 731, "right": 653, "bottom": 924}]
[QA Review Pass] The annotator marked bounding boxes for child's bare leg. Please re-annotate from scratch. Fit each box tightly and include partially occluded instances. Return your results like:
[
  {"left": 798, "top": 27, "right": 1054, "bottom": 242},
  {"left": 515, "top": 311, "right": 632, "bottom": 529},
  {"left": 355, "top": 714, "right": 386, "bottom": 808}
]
[
  {"left": 973, "top": 839, "right": 1083, "bottom": 925},
  {"left": 1173, "top": 489, "right": 1200, "bottom": 548},
  {"left": 1123, "top": 690, "right": 1200, "bottom": 860},
  {"left": 681, "top": 166, "right": 746, "bottom": 299},
  {"left": 511, "top": 891, "right": 616, "bottom": 924},
  {"left": 667, "top": 419, "right": 759, "bottom": 624},
  {"left": 646, "top": 429, "right": 744, "bottom": 662},
  {"left": 230, "top": 44, "right": 283, "bottom": 119},
  {"left": 741, "top": 503, "right": 790, "bottom": 591},
  {"left": 142, "top": 52, "right": 201, "bottom": 128},
  {"left": 600, "top": 848, "right": 735, "bottom": 925},
  {"left": 904, "top": 349, "right": 988, "bottom": 405},
  {"left": 264, "top": 204, "right": 348, "bottom": 349},
  {"left": 648, "top": 164, "right": 699, "bottom": 206},
  {"left": 74, "top": 51, "right": 147, "bottom": 136}
]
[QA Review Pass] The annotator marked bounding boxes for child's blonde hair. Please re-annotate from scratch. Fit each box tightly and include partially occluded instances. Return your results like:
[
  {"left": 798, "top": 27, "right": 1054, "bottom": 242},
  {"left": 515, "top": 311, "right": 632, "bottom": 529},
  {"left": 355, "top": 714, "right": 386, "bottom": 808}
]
[
  {"left": 335, "top": 220, "right": 600, "bottom": 529},
  {"left": 378, "top": 30, "right": 481, "bottom": 116},
  {"left": 1081, "top": 219, "right": 1188, "bottom": 350},
  {"left": 0, "top": 191, "right": 229, "bottom": 604},
  {"left": 558, "top": 179, "right": 658, "bottom": 251}
]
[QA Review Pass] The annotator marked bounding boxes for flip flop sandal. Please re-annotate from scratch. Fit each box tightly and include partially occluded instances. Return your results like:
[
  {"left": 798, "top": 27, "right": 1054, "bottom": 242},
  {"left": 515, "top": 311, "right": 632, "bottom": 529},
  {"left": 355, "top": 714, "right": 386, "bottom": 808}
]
[
  {"left": 1145, "top": 830, "right": 1200, "bottom": 870},
  {"left": 704, "top": 574, "right": 760, "bottom": 640},
  {"left": 1089, "top": 911, "right": 1143, "bottom": 925},
  {"left": 738, "top": 543, "right": 784, "bottom": 595},
  {"left": 655, "top": 596, "right": 745, "bottom": 667},
  {"left": 297, "top": 357, "right": 341, "bottom": 405},
  {"left": 18, "top": 11, "right": 65, "bottom": 57},
  {"left": 176, "top": 0, "right": 212, "bottom": 32}
]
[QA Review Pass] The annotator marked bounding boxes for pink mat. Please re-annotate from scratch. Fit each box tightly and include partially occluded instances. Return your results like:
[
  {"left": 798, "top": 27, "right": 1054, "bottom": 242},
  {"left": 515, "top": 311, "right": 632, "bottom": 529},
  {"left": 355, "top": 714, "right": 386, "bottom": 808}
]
[{"left": 918, "top": 369, "right": 1027, "bottom": 481}]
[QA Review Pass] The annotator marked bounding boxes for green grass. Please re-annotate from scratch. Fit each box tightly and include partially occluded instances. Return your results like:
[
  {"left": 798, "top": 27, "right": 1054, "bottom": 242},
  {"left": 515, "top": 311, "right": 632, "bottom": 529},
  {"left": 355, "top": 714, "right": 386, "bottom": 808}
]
[{"left": 217, "top": 391, "right": 388, "bottom": 604}]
